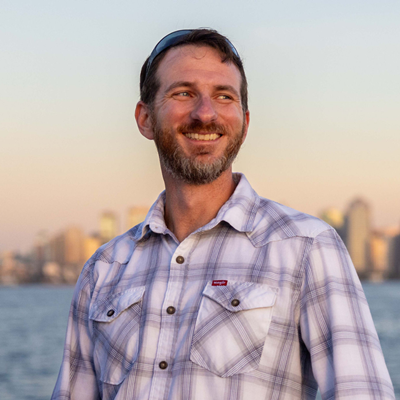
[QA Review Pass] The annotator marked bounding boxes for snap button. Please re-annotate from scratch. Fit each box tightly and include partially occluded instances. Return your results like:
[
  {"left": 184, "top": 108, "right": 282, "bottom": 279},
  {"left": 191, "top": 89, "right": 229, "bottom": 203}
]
[
  {"left": 231, "top": 299, "right": 240, "bottom": 307},
  {"left": 159, "top": 361, "right": 168, "bottom": 370},
  {"left": 176, "top": 256, "right": 185, "bottom": 264},
  {"left": 166, "top": 306, "right": 176, "bottom": 315},
  {"left": 107, "top": 309, "right": 115, "bottom": 317}
]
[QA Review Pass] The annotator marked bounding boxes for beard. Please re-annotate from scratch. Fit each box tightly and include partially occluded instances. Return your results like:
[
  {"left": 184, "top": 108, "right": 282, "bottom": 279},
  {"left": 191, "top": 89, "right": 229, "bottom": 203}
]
[{"left": 151, "top": 116, "right": 245, "bottom": 185}]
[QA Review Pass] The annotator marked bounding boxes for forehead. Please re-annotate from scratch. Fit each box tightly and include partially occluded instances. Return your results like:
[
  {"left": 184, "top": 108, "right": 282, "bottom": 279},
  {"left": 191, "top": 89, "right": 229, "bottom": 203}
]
[{"left": 155, "top": 45, "right": 242, "bottom": 91}]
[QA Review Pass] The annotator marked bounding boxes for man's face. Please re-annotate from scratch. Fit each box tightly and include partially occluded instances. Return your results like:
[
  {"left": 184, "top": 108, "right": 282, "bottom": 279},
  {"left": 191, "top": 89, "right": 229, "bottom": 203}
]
[{"left": 149, "top": 45, "right": 249, "bottom": 185}]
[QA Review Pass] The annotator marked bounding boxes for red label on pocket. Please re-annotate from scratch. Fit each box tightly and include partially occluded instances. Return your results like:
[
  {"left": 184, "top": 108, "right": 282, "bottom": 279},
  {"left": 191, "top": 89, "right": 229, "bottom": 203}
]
[{"left": 212, "top": 280, "right": 228, "bottom": 286}]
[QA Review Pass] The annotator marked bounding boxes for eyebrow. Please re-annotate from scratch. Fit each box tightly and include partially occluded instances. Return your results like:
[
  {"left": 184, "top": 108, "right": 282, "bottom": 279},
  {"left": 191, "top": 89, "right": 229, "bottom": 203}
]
[
  {"left": 164, "top": 81, "right": 195, "bottom": 93},
  {"left": 164, "top": 81, "right": 241, "bottom": 99}
]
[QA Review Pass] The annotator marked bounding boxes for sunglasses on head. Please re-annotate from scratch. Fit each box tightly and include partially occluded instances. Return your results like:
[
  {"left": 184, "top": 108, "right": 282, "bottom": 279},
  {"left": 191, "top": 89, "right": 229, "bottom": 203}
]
[{"left": 145, "top": 29, "right": 240, "bottom": 78}]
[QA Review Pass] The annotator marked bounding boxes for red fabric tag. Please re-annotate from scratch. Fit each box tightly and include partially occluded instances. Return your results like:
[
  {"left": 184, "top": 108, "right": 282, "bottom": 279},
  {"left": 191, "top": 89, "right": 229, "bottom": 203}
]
[{"left": 212, "top": 280, "right": 228, "bottom": 286}]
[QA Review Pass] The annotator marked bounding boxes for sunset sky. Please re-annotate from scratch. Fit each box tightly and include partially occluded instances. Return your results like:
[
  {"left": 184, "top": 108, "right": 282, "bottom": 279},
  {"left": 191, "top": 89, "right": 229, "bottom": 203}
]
[{"left": 1, "top": 0, "right": 400, "bottom": 252}]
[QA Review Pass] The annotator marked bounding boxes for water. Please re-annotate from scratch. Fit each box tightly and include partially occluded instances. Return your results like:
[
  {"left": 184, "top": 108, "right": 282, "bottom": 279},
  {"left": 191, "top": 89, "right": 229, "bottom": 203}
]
[
  {"left": 0, "top": 286, "right": 73, "bottom": 400},
  {"left": 0, "top": 283, "right": 399, "bottom": 399},
  {"left": 363, "top": 281, "right": 400, "bottom": 394}
]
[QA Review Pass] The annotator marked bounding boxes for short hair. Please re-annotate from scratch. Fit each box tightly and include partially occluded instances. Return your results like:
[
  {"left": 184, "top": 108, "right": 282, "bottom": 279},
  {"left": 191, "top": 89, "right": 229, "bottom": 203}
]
[{"left": 139, "top": 29, "right": 248, "bottom": 112}]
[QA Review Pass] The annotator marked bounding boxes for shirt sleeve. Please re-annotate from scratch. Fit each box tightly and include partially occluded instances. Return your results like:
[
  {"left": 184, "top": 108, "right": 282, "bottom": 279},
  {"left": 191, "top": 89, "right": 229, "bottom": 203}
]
[
  {"left": 51, "top": 261, "right": 100, "bottom": 400},
  {"left": 299, "top": 228, "right": 395, "bottom": 399}
]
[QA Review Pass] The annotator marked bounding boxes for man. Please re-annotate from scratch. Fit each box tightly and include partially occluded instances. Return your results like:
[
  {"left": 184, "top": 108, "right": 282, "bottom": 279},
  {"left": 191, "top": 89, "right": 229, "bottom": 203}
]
[{"left": 52, "top": 29, "right": 394, "bottom": 400}]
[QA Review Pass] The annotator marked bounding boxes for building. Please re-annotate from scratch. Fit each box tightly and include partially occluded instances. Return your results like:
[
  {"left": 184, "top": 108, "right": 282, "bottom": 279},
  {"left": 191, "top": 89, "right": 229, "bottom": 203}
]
[
  {"left": 389, "top": 229, "right": 400, "bottom": 279},
  {"left": 370, "top": 230, "right": 390, "bottom": 281},
  {"left": 127, "top": 206, "right": 149, "bottom": 230},
  {"left": 0, "top": 251, "right": 32, "bottom": 284},
  {"left": 319, "top": 207, "right": 345, "bottom": 242},
  {"left": 345, "top": 198, "right": 371, "bottom": 278},
  {"left": 33, "top": 230, "right": 50, "bottom": 264},
  {"left": 43, "top": 227, "right": 86, "bottom": 283},
  {"left": 49, "top": 232, "right": 65, "bottom": 266},
  {"left": 100, "top": 211, "right": 118, "bottom": 244},
  {"left": 0, "top": 251, "right": 19, "bottom": 285},
  {"left": 63, "top": 226, "right": 85, "bottom": 264},
  {"left": 84, "top": 234, "right": 101, "bottom": 261}
]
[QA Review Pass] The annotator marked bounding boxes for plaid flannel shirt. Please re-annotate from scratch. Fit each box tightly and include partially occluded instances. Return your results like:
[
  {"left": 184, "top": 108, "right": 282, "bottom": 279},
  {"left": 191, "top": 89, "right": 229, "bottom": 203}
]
[{"left": 52, "top": 174, "right": 394, "bottom": 400}]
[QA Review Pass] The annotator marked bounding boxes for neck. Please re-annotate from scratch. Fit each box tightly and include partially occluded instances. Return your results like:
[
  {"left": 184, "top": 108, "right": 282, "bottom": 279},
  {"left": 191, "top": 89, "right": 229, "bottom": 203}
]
[{"left": 162, "top": 168, "right": 237, "bottom": 242}]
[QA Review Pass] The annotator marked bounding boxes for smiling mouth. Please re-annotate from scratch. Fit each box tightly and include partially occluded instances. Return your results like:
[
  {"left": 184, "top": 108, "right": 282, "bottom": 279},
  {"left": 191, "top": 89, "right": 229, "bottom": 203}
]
[{"left": 183, "top": 133, "right": 221, "bottom": 141}]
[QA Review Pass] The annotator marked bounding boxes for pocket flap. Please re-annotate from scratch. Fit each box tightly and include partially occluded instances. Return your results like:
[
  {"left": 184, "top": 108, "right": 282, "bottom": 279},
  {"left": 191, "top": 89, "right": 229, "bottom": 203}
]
[
  {"left": 89, "top": 286, "right": 145, "bottom": 322},
  {"left": 202, "top": 281, "right": 277, "bottom": 312}
]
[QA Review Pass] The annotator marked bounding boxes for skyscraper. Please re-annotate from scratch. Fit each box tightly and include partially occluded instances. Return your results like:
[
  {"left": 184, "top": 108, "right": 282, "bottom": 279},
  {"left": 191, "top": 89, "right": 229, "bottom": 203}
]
[
  {"left": 370, "top": 226, "right": 400, "bottom": 280},
  {"left": 389, "top": 229, "right": 400, "bottom": 279},
  {"left": 345, "top": 198, "right": 370, "bottom": 278},
  {"left": 64, "top": 227, "right": 85, "bottom": 265},
  {"left": 100, "top": 211, "right": 118, "bottom": 244},
  {"left": 84, "top": 234, "right": 101, "bottom": 261},
  {"left": 320, "top": 207, "right": 345, "bottom": 242},
  {"left": 44, "top": 226, "right": 86, "bottom": 283},
  {"left": 127, "top": 206, "right": 149, "bottom": 231},
  {"left": 370, "top": 230, "right": 389, "bottom": 281}
]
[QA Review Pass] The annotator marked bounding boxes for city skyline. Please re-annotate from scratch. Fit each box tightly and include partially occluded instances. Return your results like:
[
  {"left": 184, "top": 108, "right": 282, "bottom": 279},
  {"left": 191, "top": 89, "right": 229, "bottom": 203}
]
[
  {"left": 1, "top": 167, "right": 400, "bottom": 255},
  {"left": 1, "top": 1, "right": 400, "bottom": 253},
  {"left": 1, "top": 194, "right": 399, "bottom": 285},
  {"left": 2, "top": 194, "right": 399, "bottom": 255}
]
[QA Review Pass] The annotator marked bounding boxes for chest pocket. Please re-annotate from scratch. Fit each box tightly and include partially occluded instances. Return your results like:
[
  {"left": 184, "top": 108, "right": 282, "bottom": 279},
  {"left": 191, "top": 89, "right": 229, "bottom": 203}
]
[
  {"left": 190, "top": 281, "right": 277, "bottom": 378},
  {"left": 89, "top": 286, "right": 145, "bottom": 385}
]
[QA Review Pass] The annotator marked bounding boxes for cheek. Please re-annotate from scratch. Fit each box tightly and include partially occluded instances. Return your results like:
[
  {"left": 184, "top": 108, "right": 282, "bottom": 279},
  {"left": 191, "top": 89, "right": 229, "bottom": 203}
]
[
  {"left": 158, "top": 106, "right": 190, "bottom": 126},
  {"left": 222, "top": 111, "right": 245, "bottom": 129}
]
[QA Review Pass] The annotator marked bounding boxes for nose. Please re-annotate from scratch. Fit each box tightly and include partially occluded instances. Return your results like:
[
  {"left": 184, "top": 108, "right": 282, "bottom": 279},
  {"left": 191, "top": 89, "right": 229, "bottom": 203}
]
[{"left": 190, "top": 95, "right": 217, "bottom": 123}]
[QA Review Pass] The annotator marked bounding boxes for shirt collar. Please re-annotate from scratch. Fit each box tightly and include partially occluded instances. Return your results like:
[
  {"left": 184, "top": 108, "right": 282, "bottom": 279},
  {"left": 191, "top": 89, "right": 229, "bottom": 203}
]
[{"left": 131, "top": 173, "right": 259, "bottom": 242}]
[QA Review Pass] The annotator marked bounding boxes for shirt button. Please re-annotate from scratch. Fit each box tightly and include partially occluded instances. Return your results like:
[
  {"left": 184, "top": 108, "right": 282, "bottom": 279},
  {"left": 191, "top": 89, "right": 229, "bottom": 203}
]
[
  {"left": 107, "top": 309, "right": 115, "bottom": 317},
  {"left": 159, "top": 361, "right": 168, "bottom": 370},
  {"left": 176, "top": 256, "right": 185, "bottom": 264},
  {"left": 166, "top": 306, "right": 176, "bottom": 315},
  {"left": 231, "top": 299, "right": 240, "bottom": 307}
]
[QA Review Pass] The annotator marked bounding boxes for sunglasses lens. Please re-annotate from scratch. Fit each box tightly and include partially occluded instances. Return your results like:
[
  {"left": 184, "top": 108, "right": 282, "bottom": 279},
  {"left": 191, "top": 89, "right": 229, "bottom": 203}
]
[
  {"left": 148, "top": 30, "right": 193, "bottom": 69},
  {"left": 154, "top": 30, "right": 193, "bottom": 56},
  {"left": 146, "top": 29, "right": 239, "bottom": 76}
]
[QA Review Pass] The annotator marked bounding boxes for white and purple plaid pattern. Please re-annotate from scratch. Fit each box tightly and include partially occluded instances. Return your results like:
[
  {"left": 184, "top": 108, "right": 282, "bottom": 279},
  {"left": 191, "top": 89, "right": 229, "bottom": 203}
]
[{"left": 52, "top": 174, "right": 394, "bottom": 400}]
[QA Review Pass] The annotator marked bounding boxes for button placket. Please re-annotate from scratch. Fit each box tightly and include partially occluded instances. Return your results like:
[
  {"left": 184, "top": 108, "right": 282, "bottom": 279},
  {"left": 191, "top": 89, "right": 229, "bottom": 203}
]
[{"left": 149, "top": 240, "right": 192, "bottom": 400}]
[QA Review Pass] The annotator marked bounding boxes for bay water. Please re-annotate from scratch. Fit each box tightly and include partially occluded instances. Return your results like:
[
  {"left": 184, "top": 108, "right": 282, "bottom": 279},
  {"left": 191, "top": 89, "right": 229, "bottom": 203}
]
[{"left": 0, "top": 282, "right": 399, "bottom": 399}]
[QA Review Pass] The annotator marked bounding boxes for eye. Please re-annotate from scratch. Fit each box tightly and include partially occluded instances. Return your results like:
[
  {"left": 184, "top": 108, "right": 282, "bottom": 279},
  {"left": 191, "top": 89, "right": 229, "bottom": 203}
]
[
  {"left": 175, "top": 91, "right": 190, "bottom": 97},
  {"left": 217, "top": 94, "right": 233, "bottom": 100}
]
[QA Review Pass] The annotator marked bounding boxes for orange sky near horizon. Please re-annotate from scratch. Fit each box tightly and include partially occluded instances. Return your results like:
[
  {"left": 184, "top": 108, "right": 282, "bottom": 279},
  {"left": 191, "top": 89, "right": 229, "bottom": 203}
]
[{"left": 1, "top": 0, "right": 400, "bottom": 253}]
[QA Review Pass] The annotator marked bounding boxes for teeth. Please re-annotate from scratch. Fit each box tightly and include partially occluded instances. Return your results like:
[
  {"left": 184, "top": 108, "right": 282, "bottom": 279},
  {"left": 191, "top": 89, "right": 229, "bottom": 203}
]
[{"left": 184, "top": 133, "right": 220, "bottom": 141}]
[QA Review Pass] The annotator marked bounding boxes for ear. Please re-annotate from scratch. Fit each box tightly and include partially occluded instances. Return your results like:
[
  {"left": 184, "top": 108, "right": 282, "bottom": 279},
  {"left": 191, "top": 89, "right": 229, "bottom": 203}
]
[
  {"left": 241, "top": 110, "right": 250, "bottom": 144},
  {"left": 135, "top": 101, "right": 155, "bottom": 140}
]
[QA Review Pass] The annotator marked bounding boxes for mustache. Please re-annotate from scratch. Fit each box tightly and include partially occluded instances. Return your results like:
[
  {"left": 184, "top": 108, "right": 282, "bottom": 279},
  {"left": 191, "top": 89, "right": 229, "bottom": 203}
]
[{"left": 177, "top": 121, "right": 228, "bottom": 135}]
